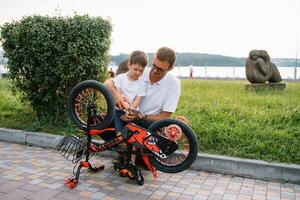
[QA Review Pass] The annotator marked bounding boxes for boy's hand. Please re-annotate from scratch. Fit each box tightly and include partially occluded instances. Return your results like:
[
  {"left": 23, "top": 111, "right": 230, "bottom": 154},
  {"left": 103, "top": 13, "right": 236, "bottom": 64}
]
[
  {"left": 123, "top": 96, "right": 130, "bottom": 103},
  {"left": 115, "top": 93, "right": 130, "bottom": 110}
]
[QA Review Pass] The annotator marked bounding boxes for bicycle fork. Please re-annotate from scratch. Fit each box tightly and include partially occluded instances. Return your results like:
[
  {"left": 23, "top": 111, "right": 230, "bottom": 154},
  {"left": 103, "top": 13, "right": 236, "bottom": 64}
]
[{"left": 64, "top": 105, "right": 105, "bottom": 189}]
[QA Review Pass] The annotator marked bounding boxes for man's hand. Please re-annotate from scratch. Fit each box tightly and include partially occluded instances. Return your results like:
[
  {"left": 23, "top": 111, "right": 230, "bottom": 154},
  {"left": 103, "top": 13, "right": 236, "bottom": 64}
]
[
  {"left": 120, "top": 113, "right": 137, "bottom": 122},
  {"left": 120, "top": 108, "right": 144, "bottom": 122},
  {"left": 177, "top": 115, "right": 188, "bottom": 124}
]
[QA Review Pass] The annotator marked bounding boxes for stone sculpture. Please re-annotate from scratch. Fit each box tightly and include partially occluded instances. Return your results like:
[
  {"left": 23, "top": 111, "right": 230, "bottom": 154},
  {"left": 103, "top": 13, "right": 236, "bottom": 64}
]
[{"left": 245, "top": 50, "right": 282, "bottom": 83}]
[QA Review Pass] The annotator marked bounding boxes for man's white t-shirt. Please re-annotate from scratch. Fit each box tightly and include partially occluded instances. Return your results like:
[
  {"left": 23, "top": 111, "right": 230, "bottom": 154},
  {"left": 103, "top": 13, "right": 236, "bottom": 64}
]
[
  {"left": 139, "top": 68, "right": 181, "bottom": 115},
  {"left": 113, "top": 73, "right": 146, "bottom": 109}
]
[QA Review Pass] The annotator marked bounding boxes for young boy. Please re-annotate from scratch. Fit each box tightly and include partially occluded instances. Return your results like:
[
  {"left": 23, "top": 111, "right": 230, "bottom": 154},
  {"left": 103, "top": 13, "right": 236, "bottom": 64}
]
[{"left": 113, "top": 50, "right": 148, "bottom": 164}]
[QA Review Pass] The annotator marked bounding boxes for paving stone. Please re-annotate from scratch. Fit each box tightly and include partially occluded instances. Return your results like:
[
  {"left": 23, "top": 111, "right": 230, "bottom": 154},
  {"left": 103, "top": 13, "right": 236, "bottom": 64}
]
[
  {"left": 47, "top": 183, "right": 63, "bottom": 190},
  {"left": 212, "top": 187, "right": 225, "bottom": 195},
  {"left": 266, "top": 197, "right": 280, "bottom": 200},
  {"left": 20, "top": 184, "right": 43, "bottom": 192},
  {"left": 0, "top": 180, "right": 25, "bottom": 193},
  {"left": 91, "top": 192, "right": 106, "bottom": 199},
  {"left": 26, "top": 188, "right": 61, "bottom": 200},
  {"left": 281, "top": 191, "right": 295, "bottom": 199},
  {"left": 251, "top": 194, "right": 266, "bottom": 200},
  {"left": 79, "top": 191, "right": 93, "bottom": 197},
  {"left": 223, "top": 194, "right": 238, "bottom": 200},
  {"left": 0, "top": 188, "right": 33, "bottom": 200},
  {"left": 201, "top": 184, "right": 214, "bottom": 191},
  {"left": 178, "top": 194, "right": 194, "bottom": 200},
  {"left": 161, "top": 184, "right": 174, "bottom": 190},
  {"left": 183, "top": 189, "right": 197, "bottom": 196},
  {"left": 56, "top": 191, "right": 81, "bottom": 200},
  {"left": 237, "top": 194, "right": 252, "bottom": 200},
  {"left": 29, "top": 179, "right": 44, "bottom": 185},
  {"left": 197, "top": 189, "right": 211, "bottom": 196},
  {"left": 140, "top": 189, "right": 153, "bottom": 195},
  {"left": 240, "top": 187, "right": 253, "bottom": 195},
  {"left": 253, "top": 189, "right": 266, "bottom": 195},
  {"left": 171, "top": 186, "right": 185, "bottom": 193},
  {"left": 225, "top": 189, "right": 239, "bottom": 195},
  {"left": 208, "top": 193, "right": 223, "bottom": 200},
  {"left": 0, "top": 141, "right": 299, "bottom": 200}
]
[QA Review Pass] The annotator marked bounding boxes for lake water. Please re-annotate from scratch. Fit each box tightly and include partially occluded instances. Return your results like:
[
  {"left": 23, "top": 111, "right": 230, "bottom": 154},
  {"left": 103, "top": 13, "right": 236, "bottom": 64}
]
[
  {"left": 110, "top": 66, "right": 300, "bottom": 80},
  {"left": 1, "top": 65, "right": 300, "bottom": 80}
]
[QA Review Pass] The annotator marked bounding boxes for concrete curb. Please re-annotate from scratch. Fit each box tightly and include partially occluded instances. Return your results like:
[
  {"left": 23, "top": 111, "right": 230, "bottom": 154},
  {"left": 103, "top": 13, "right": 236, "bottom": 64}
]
[
  {"left": 191, "top": 153, "right": 300, "bottom": 184},
  {"left": 1, "top": 127, "right": 299, "bottom": 184}
]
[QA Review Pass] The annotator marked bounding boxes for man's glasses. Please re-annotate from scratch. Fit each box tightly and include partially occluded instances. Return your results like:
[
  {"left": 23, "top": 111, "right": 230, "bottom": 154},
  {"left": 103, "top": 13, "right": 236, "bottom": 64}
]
[{"left": 150, "top": 63, "right": 168, "bottom": 74}]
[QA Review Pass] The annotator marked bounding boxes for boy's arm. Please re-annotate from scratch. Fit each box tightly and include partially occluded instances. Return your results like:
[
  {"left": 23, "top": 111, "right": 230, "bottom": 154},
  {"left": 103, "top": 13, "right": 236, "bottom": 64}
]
[
  {"left": 130, "top": 96, "right": 143, "bottom": 109},
  {"left": 104, "top": 79, "right": 128, "bottom": 109},
  {"left": 114, "top": 85, "right": 131, "bottom": 110},
  {"left": 131, "top": 83, "right": 146, "bottom": 109}
]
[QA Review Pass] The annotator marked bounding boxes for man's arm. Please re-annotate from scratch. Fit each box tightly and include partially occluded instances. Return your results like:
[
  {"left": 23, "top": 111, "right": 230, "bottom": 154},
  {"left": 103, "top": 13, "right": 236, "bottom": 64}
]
[
  {"left": 146, "top": 111, "right": 172, "bottom": 121},
  {"left": 121, "top": 110, "right": 172, "bottom": 122}
]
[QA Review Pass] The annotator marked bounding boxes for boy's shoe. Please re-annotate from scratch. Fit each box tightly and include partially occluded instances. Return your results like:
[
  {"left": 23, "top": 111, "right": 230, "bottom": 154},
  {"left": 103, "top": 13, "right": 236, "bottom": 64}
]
[{"left": 114, "top": 161, "right": 144, "bottom": 185}]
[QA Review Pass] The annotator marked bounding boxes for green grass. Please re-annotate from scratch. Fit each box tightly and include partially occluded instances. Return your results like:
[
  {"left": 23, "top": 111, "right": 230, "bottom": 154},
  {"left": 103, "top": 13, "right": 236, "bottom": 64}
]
[
  {"left": 0, "top": 78, "right": 76, "bottom": 135},
  {"left": 0, "top": 78, "right": 299, "bottom": 164},
  {"left": 175, "top": 79, "right": 300, "bottom": 164}
]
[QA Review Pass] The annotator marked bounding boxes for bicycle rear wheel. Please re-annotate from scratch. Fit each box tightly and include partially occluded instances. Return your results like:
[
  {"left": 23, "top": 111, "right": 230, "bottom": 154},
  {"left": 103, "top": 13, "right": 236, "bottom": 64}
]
[{"left": 148, "top": 119, "right": 198, "bottom": 173}]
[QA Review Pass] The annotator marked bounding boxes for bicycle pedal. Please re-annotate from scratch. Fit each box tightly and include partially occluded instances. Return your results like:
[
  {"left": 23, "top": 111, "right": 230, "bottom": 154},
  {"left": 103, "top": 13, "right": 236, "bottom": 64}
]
[
  {"left": 64, "top": 178, "right": 72, "bottom": 184},
  {"left": 64, "top": 178, "right": 78, "bottom": 189},
  {"left": 88, "top": 164, "right": 105, "bottom": 173}
]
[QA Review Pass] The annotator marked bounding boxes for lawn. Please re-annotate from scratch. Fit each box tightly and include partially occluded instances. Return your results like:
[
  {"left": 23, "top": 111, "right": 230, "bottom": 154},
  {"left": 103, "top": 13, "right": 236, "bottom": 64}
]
[
  {"left": 175, "top": 79, "right": 300, "bottom": 164},
  {"left": 0, "top": 78, "right": 76, "bottom": 135},
  {"left": 0, "top": 78, "right": 299, "bottom": 164}
]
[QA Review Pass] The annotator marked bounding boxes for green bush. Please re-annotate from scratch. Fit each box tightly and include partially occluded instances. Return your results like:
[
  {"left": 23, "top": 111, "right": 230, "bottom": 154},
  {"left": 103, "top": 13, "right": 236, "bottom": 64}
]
[{"left": 0, "top": 15, "right": 112, "bottom": 120}]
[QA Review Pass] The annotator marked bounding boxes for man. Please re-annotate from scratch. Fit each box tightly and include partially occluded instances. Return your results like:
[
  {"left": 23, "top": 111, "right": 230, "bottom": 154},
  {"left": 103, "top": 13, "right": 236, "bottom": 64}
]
[{"left": 105, "top": 47, "right": 181, "bottom": 128}]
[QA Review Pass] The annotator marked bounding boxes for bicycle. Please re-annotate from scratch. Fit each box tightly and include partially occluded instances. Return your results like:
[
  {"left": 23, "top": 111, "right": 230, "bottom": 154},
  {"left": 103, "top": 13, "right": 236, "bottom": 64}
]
[{"left": 56, "top": 80, "right": 198, "bottom": 188}]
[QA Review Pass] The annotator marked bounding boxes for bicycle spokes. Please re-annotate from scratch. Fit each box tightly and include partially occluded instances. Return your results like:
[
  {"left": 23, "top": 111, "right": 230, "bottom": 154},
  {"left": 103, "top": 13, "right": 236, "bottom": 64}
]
[
  {"left": 74, "top": 88, "right": 108, "bottom": 126},
  {"left": 154, "top": 127, "right": 190, "bottom": 166}
]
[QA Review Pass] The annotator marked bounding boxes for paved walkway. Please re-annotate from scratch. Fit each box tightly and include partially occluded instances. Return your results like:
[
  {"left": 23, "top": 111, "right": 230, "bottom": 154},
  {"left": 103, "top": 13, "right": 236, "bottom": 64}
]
[{"left": 0, "top": 141, "right": 299, "bottom": 200}]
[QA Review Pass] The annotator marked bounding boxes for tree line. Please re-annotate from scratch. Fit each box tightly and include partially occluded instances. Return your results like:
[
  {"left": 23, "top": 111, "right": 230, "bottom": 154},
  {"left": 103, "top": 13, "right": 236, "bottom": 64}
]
[
  {"left": 1, "top": 51, "right": 298, "bottom": 67},
  {"left": 111, "top": 53, "right": 298, "bottom": 67}
]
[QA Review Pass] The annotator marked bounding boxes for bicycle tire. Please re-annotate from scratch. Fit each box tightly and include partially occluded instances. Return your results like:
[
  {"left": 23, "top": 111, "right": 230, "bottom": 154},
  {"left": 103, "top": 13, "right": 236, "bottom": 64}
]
[
  {"left": 148, "top": 119, "right": 198, "bottom": 173},
  {"left": 68, "top": 80, "right": 115, "bottom": 130}
]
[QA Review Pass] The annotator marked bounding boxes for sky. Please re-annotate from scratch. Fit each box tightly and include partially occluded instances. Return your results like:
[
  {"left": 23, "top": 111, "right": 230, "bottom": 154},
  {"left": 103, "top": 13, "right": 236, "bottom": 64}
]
[{"left": 0, "top": 0, "right": 300, "bottom": 58}]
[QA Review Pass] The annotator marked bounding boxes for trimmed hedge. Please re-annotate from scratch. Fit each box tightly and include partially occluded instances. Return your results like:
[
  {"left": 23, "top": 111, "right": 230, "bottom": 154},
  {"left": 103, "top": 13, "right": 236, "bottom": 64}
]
[{"left": 0, "top": 15, "right": 112, "bottom": 120}]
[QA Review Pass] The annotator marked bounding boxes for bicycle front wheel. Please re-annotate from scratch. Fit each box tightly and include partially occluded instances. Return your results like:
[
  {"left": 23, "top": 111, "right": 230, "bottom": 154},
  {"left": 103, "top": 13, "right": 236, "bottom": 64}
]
[{"left": 68, "top": 80, "right": 115, "bottom": 130}]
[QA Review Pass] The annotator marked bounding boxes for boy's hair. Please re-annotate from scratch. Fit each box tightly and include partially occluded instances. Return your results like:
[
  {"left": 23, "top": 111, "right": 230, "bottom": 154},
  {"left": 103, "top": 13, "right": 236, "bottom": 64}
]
[
  {"left": 129, "top": 50, "right": 148, "bottom": 67},
  {"left": 156, "top": 47, "right": 176, "bottom": 68}
]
